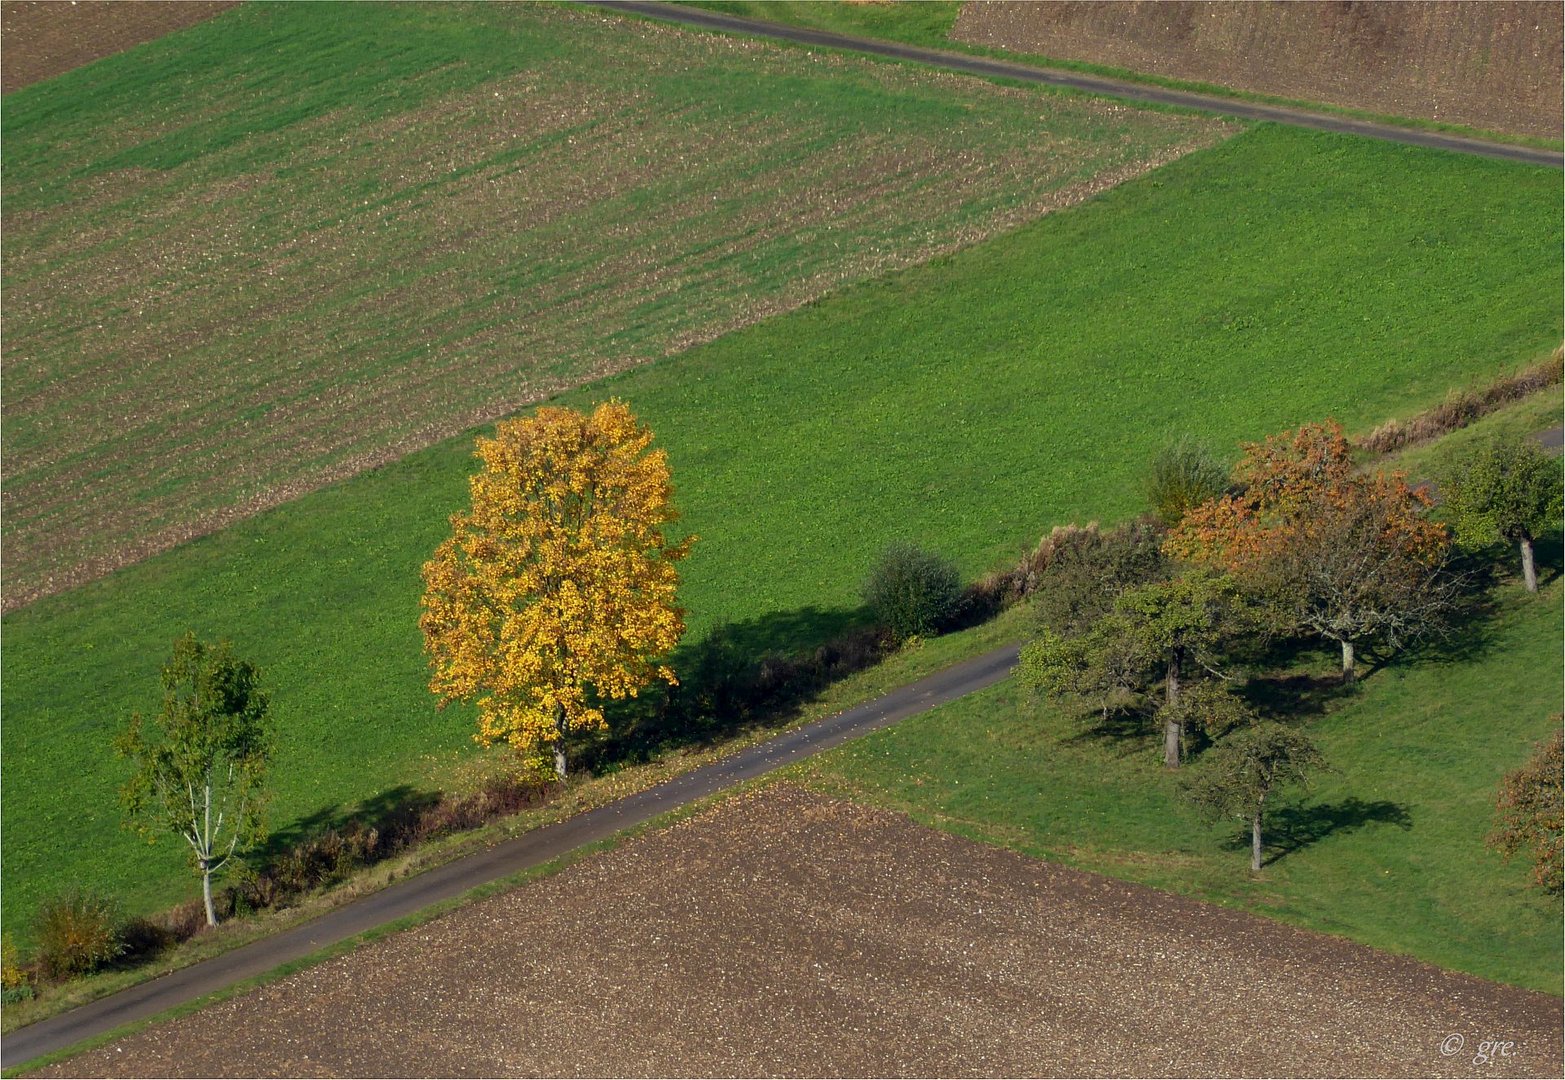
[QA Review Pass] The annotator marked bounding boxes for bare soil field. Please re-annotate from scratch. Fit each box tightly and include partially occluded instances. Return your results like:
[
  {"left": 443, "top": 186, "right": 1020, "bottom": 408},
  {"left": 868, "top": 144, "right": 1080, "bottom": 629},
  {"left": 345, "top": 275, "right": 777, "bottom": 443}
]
[
  {"left": 0, "top": 0, "right": 235, "bottom": 93},
  {"left": 953, "top": 1, "right": 1564, "bottom": 140},
  {"left": 39, "top": 785, "right": 1563, "bottom": 1078},
  {"left": 0, "top": 4, "right": 1231, "bottom": 611}
]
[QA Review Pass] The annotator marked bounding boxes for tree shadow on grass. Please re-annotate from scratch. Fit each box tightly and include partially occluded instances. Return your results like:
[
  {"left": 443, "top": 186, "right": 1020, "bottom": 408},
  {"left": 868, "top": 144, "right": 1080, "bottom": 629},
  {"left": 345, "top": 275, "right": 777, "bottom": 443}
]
[
  {"left": 1227, "top": 797, "right": 1413, "bottom": 868},
  {"left": 1056, "top": 705, "right": 1161, "bottom": 759},
  {"left": 1238, "top": 670, "right": 1358, "bottom": 722},
  {"left": 254, "top": 784, "right": 441, "bottom": 864},
  {"left": 576, "top": 603, "right": 885, "bottom": 774}
]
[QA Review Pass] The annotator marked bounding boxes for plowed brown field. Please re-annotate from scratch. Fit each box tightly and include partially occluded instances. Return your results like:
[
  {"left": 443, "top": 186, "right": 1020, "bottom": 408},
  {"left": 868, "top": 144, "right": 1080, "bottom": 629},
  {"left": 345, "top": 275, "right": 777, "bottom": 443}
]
[
  {"left": 953, "top": 0, "right": 1564, "bottom": 140},
  {"left": 38, "top": 785, "right": 1564, "bottom": 1078}
]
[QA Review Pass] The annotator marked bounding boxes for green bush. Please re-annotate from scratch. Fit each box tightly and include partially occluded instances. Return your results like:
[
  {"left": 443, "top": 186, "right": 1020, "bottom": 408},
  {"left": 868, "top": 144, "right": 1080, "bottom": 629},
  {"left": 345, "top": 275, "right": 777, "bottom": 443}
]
[
  {"left": 1146, "top": 435, "right": 1228, "bottom": 525},
  {"left": 1032, "top": 519, "right": 1168, "bottom": 637},
  {"left": 32, "top": 890, "right": 125, "bottom": 980},
  {"left": 864, "top": 543, "right": 962, "bottom": 643}
]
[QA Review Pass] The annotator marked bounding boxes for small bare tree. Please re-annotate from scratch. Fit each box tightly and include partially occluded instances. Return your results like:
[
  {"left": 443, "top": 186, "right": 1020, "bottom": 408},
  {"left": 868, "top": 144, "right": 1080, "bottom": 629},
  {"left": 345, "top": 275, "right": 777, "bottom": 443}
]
[{"left": 116, "top": 633, "right": 274, "bottom": 927}]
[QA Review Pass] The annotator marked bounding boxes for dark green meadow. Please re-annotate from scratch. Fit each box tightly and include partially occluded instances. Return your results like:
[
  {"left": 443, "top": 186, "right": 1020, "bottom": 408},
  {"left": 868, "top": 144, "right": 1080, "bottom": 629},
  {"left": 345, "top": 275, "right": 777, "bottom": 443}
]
[{"left": 3, "top": 115, "right": 1561, "bottom": 945}]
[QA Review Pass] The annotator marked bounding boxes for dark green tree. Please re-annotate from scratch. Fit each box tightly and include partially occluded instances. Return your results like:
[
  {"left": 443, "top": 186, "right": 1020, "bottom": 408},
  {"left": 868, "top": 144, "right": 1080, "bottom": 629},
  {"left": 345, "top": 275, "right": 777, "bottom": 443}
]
[
  {"left": 1181, "top": 721, "right": 1326, "bottom": 871},
  {"left": 116, "top": 633, "right": 274, "bottom": 927},
  {"left": 863, "top": 543, "right": 962, "bottom": 643},
  {"left": 1022, "top": 567, "right": 1250, "bottom": 768},
  {"left": 1443, "top": 435, "right": 1563, "bottom": 593}
]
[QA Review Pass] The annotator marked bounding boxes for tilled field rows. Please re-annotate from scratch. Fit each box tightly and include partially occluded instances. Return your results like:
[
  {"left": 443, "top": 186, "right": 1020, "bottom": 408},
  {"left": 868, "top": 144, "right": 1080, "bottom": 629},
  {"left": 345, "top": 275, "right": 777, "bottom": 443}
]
[
  {"left": 38, "top": 785, "right": 1564, "bottom": 1078},
  {"left": 0, "top": 3, "right": 1232, "bottom": 608}
]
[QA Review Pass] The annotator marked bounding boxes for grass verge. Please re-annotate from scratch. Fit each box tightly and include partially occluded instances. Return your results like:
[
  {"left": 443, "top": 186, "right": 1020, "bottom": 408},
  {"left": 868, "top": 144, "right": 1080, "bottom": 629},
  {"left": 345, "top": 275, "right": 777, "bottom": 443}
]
[{"left": 1, "top": 606, "right": 1028, "bottom": 1031}]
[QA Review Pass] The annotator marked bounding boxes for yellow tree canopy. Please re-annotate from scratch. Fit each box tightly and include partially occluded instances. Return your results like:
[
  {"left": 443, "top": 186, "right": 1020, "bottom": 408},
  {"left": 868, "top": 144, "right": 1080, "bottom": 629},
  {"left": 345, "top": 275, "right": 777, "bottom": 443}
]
[{"left": 420, "top": 400, "right": 693, "bottom": 772}]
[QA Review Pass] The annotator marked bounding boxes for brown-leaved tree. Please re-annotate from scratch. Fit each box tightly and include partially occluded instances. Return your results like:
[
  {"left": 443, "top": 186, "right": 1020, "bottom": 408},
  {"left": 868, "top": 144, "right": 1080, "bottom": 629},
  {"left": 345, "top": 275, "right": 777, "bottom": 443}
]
[
  {"left": 1167, "top": 420, "right": 1454, "bottom": 682},
  {"left": 421, "top": 400, "right": 693, "bottom": 780}
]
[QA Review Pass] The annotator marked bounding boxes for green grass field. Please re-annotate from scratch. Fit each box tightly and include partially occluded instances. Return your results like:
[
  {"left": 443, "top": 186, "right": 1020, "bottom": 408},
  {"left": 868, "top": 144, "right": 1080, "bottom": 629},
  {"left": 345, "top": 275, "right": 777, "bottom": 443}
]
[
  {"left": 3, "top": 120, "right": 1560, "bottom": 943},
  {"left": 0, "top": 0, "right": 1228, "bottom": 609}
]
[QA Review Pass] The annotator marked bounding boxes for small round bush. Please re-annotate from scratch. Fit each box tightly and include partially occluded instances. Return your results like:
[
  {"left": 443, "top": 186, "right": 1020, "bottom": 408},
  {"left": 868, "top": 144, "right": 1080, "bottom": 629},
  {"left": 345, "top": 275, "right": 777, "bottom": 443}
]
[
  {"left": 864, "top": 543, "right": 962, "bottom": 643},
  {"left": 33, "top": 889, "right": 125, "bottom": 980},
  {"left": 1146, "top": 436, "right": 1228, "bottom": 525}
]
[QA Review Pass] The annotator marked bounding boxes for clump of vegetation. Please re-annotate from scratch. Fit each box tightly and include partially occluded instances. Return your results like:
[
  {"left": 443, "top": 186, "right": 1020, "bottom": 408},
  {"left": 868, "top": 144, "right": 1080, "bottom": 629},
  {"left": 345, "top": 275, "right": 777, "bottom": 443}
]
[
  {"left": 32, "top": 890, "right": 125, "bottom": 980},
  {"left": 1168, "top": 420, "right": 1457, "bottom": 682},
  {"left": 863, "top": 543, "right": 963, "bottom": 643},
  {"left": 1145, "top": 435, "right": 1228, "bottom": 525},
  {"left": 1031, "top": 519, "right": 1168, "bottom": 638},
  {"left": 1489, "top": 725, "right": 1563, "bottom": 894},
  {"left": 1, "top": 933, "right": 34, "bottom": 1002},
  {"left": 1442, "top": 433, "right": 1563, "bottom": 593}
]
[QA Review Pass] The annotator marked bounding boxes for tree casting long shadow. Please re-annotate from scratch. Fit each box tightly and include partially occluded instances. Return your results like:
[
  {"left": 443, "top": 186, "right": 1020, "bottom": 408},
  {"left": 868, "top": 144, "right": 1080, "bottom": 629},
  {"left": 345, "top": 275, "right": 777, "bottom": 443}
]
[{"left": 1234, "top": 797, "right": 1413, "bottom": 868}]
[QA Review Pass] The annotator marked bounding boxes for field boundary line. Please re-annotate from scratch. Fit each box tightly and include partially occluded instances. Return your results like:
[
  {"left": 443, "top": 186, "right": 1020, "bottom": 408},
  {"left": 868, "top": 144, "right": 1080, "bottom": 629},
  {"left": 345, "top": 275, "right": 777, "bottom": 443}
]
[{"left": 585, "top": 0, "right": 1563, "bottom": 169}]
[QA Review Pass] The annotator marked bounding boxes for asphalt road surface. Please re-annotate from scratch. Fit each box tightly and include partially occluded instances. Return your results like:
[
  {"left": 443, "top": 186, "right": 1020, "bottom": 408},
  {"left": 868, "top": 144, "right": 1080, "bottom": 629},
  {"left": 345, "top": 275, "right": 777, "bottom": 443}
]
[{"left": 585, "top": 1, "right": 1563, "bottom": 169}]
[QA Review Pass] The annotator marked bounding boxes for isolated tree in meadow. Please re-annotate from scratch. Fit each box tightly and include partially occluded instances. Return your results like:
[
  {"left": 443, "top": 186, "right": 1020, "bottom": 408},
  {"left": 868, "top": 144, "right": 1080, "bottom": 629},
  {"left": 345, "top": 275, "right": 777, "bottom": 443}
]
[
  {"left": 1168, "top": 420, "right": 1455, "bottom": 682},
  {"left": 116, "top": 633, "right": 274, "bottom": 928},
  {"left": 421, "top": 400, "right": 693, "bottom": 781},
  {"left": 1488, "top": 724, "right": 1563, "bottom": 894},
  {"left": 1442, "top": 435, "right": 1563, "bottom": 593},
  {"left": 1181, "top": 721, "right": 1326, "bottom": 872}
]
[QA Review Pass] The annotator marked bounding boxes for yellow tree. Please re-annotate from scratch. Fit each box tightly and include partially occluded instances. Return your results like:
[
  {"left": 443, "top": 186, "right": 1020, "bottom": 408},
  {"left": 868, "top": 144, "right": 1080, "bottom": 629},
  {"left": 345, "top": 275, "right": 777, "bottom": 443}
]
[{"left": 420, "top": 400, "right": 693, "bottom": 780}]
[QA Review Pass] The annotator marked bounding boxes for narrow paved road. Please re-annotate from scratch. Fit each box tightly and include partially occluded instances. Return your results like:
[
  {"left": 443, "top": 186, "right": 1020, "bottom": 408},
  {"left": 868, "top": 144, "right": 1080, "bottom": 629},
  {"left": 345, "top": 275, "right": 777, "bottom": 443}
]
[
  {"left": 1, "top": 644, "right": 1021, "bottom": 1071},
  {"left": 586, "top": 1, "right": 1563, "bottom": 169}
]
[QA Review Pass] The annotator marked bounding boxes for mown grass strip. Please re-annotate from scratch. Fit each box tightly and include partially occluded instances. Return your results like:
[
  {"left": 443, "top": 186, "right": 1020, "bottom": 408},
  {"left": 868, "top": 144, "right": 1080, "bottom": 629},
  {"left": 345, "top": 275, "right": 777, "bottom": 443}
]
[{"left": 3, "top": 123, "right": 1560, "bottom": 943}]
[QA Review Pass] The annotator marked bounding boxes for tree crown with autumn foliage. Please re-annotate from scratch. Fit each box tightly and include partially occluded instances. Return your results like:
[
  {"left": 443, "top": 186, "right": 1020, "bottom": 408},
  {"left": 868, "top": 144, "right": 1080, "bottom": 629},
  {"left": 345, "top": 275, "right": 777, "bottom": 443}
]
[
  {"left": 420, "top": 400, "right": 693, "bottom": 778},
  {"left": 1165, "top": 420, "right": 1454, "bottom": 680}
]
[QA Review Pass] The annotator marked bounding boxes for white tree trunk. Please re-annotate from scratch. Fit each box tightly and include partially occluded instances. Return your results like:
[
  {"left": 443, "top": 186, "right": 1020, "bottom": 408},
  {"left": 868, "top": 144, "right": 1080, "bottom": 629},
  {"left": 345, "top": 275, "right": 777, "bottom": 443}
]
[
  {"left": 1340, "top": 639, "right": 1355, "bottom": 684},
  {"left": 202, "top": 861, "right": 218, "bottom": 927},
  {"left": 553, "top": 743, "right": 567, "bottom": 782}
]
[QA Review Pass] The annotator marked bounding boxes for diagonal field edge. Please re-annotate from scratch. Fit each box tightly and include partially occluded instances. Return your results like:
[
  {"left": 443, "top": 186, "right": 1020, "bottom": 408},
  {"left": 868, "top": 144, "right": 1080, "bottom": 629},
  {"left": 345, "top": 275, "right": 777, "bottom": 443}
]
[
  {"left": 584, "top": 0, "right": 1564, "bottom": 169},
  {"left": 0, "top": 643, "right": 1022, "bottom": 1070}
]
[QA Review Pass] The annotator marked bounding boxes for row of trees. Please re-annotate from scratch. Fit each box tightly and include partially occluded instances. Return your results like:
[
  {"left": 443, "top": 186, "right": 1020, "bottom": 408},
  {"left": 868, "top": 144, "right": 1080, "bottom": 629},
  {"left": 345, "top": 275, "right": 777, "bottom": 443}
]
[{"left": 108, "top": 406, "right": 1561, "bottom": 941}]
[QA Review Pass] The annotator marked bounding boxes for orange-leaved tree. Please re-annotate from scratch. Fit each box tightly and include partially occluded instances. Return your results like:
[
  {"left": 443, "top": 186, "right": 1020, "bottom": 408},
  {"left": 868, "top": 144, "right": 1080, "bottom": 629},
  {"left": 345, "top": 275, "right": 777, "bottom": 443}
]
[
  {"left": 420, "top": 400, "right": 694, "bottom": 780},
  {"left": 1166, "top": 420, "right": 1454, "bottom": 682}
]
